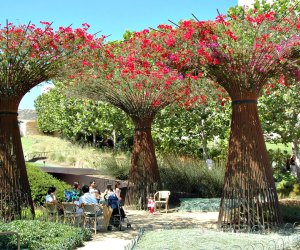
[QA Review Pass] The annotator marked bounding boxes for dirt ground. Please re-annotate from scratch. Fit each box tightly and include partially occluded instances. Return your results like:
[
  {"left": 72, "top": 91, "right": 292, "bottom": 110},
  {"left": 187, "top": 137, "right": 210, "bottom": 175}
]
[{"left": 77, "top": 208, "right": 219, "bottom": 250}]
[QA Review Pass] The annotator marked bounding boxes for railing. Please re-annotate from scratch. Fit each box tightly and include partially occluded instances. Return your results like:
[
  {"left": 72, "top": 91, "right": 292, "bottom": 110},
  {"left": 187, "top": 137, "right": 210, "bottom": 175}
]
[{"left": 25, "top": 150, "right": 72, "bottom": 162}]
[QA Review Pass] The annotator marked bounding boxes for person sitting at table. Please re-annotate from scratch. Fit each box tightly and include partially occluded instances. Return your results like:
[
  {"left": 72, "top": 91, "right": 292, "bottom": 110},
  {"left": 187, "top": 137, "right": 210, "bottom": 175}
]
[
  {"left": 45, "top": 186, "right": 63, "bottom": 213},
  {"left": 89, "top": 180, "right": 98, "bottom": 197},
  {"left": 79, "top": 185, "right": 102, "bottom": 215},
  {"left": 72, "top": 181, "right": 83, "bottom": 198}
]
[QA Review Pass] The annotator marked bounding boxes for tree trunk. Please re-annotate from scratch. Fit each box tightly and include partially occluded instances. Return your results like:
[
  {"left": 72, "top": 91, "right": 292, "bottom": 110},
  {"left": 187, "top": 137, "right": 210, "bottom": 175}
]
[
  {"left": 0, "top": 98, "right": 35, "bottom": 221},
  {"left": 92, "top": 133, "right": 96, "bottom": 146},
  {"left": 112, "top": 130, "right": 116, "bottom": 150},
  {"left": 292, "top": 140, "right": 300, "bottom": 182},
  {"left": 126, "top": 117, "right": 161, "bottom": 208},
  {"left": 218, "top": 98, "right": 281, "bottom": 231},
  {"left": 200, "top": 119, "right": 208, "bottom": 160}
]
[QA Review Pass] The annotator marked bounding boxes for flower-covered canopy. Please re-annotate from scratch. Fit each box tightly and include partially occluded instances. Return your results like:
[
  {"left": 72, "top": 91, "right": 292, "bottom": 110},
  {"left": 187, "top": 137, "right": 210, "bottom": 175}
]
[
  {"left": 0, "top": 21, "right": 101, "bottom": 221},
  {"left": 0, "top": 21, "right": 102, "bottom": 103}
]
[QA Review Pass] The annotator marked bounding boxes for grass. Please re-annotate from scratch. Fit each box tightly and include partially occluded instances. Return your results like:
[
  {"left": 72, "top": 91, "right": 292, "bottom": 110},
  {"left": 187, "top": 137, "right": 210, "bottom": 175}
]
[
  {"left": 21, "top": 135, "right": 127, "bottom": 172},
  {"left": 21, "top": 136, "right": 33, "bottom": 152}
]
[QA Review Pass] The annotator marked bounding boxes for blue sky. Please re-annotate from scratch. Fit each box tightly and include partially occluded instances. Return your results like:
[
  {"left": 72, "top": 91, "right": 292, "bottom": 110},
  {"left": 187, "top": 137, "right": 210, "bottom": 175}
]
[{"left": 2, "top": 0, "right": 237, "bottom": 109}]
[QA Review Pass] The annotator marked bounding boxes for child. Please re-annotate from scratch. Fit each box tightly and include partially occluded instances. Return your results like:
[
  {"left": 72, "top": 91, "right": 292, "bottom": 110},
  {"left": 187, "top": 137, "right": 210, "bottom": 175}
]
[{"left": 147, "top": 194, "right": 155, "bottom": 215}]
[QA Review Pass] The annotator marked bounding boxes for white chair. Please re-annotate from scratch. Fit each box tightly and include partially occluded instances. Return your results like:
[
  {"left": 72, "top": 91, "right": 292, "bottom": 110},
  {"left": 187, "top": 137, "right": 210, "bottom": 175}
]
[{"left": 154, "top": 191, "right": 170, "bottom": 213}]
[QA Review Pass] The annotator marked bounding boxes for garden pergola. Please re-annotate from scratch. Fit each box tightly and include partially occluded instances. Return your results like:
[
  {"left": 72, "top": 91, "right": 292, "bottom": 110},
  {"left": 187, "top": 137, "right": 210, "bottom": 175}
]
[
  {"left": 0, "top": 21, "right": 99, "bottom": 220},
  {"left": 165, "top": 5, "right": 300, "bottom": 230},
  {"left": 66, "top": 30, "right": 202, "bottom": 205}
]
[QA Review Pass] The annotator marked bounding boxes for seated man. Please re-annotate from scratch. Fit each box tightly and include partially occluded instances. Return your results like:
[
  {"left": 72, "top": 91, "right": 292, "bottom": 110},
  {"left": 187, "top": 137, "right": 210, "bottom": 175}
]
[{"left": 79, "top": 185, "right": 101, "bottom": 215}]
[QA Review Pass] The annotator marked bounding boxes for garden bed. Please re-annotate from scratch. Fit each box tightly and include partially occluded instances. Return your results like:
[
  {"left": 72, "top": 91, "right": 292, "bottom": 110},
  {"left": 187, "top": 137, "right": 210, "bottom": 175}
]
[
  {"left": 135, "top": 228, "right": 300, "bottom": 249},
  {"left": 0, "top": 220, "right": 91, "bottom": 250}
]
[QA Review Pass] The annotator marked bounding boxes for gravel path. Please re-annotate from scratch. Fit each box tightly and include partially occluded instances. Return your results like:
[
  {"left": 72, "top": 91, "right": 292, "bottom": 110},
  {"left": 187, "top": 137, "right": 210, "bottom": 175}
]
[{"left": 77, "top": 209, "right": 219, "bottom": 250}]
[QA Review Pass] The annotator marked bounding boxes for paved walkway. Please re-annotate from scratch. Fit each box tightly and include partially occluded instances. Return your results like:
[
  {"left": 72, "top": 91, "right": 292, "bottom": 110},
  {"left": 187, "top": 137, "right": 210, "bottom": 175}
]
[{"left": 77, "top": 209, "right": 219, "bottom": 250}]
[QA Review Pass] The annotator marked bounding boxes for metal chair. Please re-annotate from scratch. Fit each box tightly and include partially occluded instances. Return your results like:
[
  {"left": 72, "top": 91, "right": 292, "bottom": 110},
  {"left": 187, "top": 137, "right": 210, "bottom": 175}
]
[
  {"left": 82, "top": 204, "right": 103, "bottom": 234},
  {"left": 154, "top": 191, "right": 171, "bottom": 213},
  {"left": 44, "top": 203, "right": 59, "bottom": 222},
  {"left": 61, "top": 202, "right": 82, "bottom": 226}
]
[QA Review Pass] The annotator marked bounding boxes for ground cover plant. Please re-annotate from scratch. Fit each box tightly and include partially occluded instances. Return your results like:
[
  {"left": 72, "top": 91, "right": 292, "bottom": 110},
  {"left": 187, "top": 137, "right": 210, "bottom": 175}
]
[
  {"left": 0, "top": 220, "right": 91, "bottom": 250},
  {"left": 178, "top": 198, "right": 221, "bottom": 212},
  {"left": 135, "top": 228, "right": 300, "bottom": 250}
]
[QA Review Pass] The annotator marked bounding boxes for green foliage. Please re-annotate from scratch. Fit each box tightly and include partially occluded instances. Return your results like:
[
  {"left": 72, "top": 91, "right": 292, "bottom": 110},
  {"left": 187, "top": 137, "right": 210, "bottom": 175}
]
[
  {"left": 292, "top": 183, "right": 300, "bottom": 196},
  {"left": 276, "top": 174, "right": 297, "bottom": 198},
  {"left": 153, "top": 99, "right": 230, "bottom": 159},
  {"left": 158, "top": 155, "right": 225, "bottom": 197},
  {"left": 274, "top": 170, "right": 296, "bottom": 183},
  {"left": 0, "top": 220, "right": 91, "bottom": 250},
  {"left": 268, "top": 148, "right": 290, "bottom": 175},
  {"left": 26, "top": 163, "right": 71, "bottom": 205},
  {"left": 103, "top": 153, "right": 225, "bottom": 197},
  {"left": 101, "top": 155, "right": 130, "bottom": 180},
  {"left": 259, "top": 82, "right": 300, "bottom": 146},
  {"left": 35, "top": 81, "right": 133, "bottom": 147},
  {"left": 280, "top": 199, "right": 300, "bottom": 222},
  {"left": 228, "top": 0, "right": 300, "bottom": 20}
]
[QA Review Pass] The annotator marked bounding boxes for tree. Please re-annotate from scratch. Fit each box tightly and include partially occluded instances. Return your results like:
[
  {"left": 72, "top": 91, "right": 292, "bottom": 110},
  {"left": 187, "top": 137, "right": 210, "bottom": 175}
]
[
  {"left": 163, "top": 2, "right": 300, "bottom": 230},
  {"left": 66, "top": 30, "right": 202, "bottom": 205},
  {"left": 0, "top": 21, "right": 99, "bottom": 220},
  {"left": 153, "top": 81, "right": 231, "bottom": 159},
  {"left": 259, "top": 78, "right": 300, "bottom": 171},
  {"left": 35, "top": 81, "right": 132, "bottom": 147}
]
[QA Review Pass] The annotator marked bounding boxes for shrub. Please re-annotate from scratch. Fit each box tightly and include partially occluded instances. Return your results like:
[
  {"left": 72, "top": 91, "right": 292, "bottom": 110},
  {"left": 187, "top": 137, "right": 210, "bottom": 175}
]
[
  {"left": 0, "top": 220, "right": 91, "bottom": 249},
  {"left": 102, "top": 155, "right": 130, "bottom": 180},
  {"left": 103, "top": 154, "right": 225, "bottom": 197},
  {"left": 268, "top": 148, "right": 290, "bottom": 175},
  {"left": 279, "top": 199, "right": 300, "bottom": 222},
  {"left": 26, "top": 163, "right": 71, "bottom": 205},
  {"left": 57, "top": 154, "right": 66, "bottom": 162},
  {"left": 158, "top": 154, "right": 225, "bottom": 198},
  {"left": 291, "top": 183, "right": 300, "bottom": 197},
  {"left": 67, "top": 156, "right": 76, "bottom": 166},
  {"left": 276, "top": 173, "right": 297, "bottom": 198}
]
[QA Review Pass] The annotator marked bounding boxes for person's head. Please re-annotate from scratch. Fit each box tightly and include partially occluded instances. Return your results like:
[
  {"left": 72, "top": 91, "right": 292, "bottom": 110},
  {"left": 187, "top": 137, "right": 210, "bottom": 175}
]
[
  {"left": 47, "top": 187, "right": 56, "bottom": 195},
  {"left": 106, "top": 184, "right": 113, "bottom": 191},
  {"left": 149, "top": 193, "right": 154, "bottom": 199},
  {"left": 115, "top": 181, "right": 121, "bottom": 189},
  {"left": 90, "top": 180, "right": 97, "bottom": 188},
  {"left": 82, "top": 185, "right": 90, "bottom": 194},
  {"left": 73, "top": 182, "right": 79, "bottom": 189}
]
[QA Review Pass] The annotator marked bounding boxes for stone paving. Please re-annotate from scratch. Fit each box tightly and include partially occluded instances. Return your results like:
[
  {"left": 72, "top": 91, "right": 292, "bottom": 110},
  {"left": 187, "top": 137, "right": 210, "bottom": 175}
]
[{"left": 77, "top": 209, "right": 219, "bottom": 250}]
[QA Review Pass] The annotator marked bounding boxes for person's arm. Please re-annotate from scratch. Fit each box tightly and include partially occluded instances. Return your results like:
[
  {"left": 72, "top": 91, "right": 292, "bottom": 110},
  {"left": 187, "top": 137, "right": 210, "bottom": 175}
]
[{"left": 115, "top": 188, "right": 122, "bottom": 200}]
